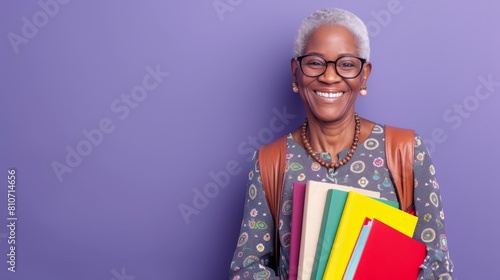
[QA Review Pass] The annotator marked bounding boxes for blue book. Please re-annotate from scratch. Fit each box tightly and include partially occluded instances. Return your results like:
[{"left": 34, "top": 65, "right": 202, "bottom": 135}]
[{"left": 343, "top": 219, "right": 373, "bottom": 280}]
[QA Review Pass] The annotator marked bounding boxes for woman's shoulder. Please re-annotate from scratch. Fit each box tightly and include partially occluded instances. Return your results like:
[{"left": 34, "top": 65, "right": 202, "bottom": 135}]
[
  {"left": 373, "top": 122, "right": 428, "bottom": 153},
  {"left": 363, "top": 118, "right": 419, "bottom": 138},
  {"left": 362, "top": 119, "right": 427, "bottom": 150}
]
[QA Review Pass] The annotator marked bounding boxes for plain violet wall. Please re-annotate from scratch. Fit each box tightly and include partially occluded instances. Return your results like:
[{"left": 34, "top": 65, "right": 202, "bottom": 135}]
[{"left": 1, "top": 1, "right": 499, "bottom": 279}]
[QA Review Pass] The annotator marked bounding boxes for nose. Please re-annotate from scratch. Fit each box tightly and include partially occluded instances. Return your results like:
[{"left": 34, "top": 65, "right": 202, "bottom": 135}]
[{"left": 318, "top": 62, "right": 342, "bottom": 83}]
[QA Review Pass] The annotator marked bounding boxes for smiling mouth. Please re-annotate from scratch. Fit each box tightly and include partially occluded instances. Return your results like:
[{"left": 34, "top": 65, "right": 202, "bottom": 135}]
[{"left": 314, "top": 90, "right": 344, "bottom": 98}]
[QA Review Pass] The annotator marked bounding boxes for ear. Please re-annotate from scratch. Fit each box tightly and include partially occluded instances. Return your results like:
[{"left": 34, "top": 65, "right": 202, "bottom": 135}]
[
  {"left": 361, "top": 61, "right": 372, "bottom": 85},
  {"left": 291, "top": 58, "right": 298, "bottom": 82}
]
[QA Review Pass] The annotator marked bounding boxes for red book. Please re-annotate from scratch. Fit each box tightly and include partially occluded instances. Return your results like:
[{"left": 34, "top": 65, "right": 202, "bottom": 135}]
[
  {"left": 288, "top": 182, "right": 306, "bottom": 280},
  {"left": 348, "top": 219, "right": 427, "bottom": 280}
]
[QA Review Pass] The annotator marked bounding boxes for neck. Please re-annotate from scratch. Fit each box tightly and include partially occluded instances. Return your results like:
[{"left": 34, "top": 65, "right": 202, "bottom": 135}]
[
  {"left": 308, "top": 115, "right": 357, "bottom": 156},
  {"left": 299, "top": 113, "right": 360, "bottom": 169}
]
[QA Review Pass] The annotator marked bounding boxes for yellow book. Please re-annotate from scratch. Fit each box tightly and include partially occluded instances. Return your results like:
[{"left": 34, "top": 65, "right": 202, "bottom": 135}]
[{"left": 322, "top": 191, "right": 418, "bottom": 280}]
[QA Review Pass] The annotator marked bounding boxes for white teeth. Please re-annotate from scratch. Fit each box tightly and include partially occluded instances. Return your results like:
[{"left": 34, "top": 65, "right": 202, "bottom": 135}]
[{"left": 315, "top": 91, "right": 344, "bottom": 98}]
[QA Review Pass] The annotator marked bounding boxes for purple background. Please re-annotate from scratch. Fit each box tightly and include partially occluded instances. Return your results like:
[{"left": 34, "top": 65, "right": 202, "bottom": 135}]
[{"left": 1, "top": 1, "right": 499, "bottom": 279}]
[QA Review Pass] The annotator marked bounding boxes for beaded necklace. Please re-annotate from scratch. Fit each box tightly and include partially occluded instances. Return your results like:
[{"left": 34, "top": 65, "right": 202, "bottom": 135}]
[{"left": 301, "top": 113, "right": 360, "bottom": 169}]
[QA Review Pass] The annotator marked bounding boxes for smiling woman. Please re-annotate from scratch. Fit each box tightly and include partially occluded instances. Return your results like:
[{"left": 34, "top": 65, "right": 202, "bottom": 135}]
[
  {"left": 291, "top": 24, "right": 370, "bottom": 131},
  {"left": 228, "top": 7, "right": 454, "bottom": 280}
]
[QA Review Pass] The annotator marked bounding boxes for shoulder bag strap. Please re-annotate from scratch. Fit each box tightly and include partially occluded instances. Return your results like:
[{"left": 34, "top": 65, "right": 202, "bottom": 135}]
[
  {"left": 384, "top": 125, "right": 415, "bottom": 213},
  {"left": 258, "top": 135, "right": 287, "bottom": 270}
]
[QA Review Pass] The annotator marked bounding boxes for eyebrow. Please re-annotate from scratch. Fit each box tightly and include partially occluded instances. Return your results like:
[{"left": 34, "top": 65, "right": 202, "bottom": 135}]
[{"left": 303, "top": 52, "right": 359, "bottom": 58}]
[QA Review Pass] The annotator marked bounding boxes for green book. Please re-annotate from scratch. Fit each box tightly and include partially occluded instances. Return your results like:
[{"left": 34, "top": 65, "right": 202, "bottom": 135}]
[{"left": 310, "top": 189, "right": 348, "bottom": 280}]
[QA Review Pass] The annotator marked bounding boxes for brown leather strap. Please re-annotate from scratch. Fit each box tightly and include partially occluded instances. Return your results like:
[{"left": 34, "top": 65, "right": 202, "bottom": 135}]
[
  {"left": 385, "top": 125, "right": 415, "bottom": 213},
  {"left": 258, "top": 135, "right": 287, "bottom": 271}
]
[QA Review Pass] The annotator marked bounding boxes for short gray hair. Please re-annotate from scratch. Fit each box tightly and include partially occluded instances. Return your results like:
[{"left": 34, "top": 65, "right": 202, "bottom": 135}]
[{"left": 293, "top": 8, "right": 370, "bottom": 60}]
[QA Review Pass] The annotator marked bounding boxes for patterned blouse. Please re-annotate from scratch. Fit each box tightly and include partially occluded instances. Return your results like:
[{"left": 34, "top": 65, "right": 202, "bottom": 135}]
[{"left": 229, "top": 124, "right": 454, "bottom": 280}]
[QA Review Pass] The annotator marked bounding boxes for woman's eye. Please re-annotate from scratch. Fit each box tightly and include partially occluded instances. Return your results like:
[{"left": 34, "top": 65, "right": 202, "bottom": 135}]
[
  {"left": 306, "top": 60, "right": 324, "bottom": 67},
  {"left": 339, "top": 62, "right": 355, "bottom": 68}
]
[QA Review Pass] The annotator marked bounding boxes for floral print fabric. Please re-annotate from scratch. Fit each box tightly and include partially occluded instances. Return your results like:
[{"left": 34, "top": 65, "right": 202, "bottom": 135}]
[{"left": 229, "top": 124, "right": 453, "bottom": 280}]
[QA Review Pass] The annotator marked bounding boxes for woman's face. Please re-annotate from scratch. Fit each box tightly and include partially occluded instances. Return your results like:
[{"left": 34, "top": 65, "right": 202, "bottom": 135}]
[{"left": 292, "top": 25, "right": 371, "bottom": 123}]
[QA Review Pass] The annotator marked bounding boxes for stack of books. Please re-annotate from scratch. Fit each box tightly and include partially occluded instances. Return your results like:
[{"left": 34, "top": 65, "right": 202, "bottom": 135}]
[{"left": 289, "top": 181, "right": 426, "bottom": 280}]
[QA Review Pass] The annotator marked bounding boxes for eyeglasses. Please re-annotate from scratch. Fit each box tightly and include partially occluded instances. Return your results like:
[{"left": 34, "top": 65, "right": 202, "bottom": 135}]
[{"left": 296, "top": 55, "right": 367, "bottom": 79}]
